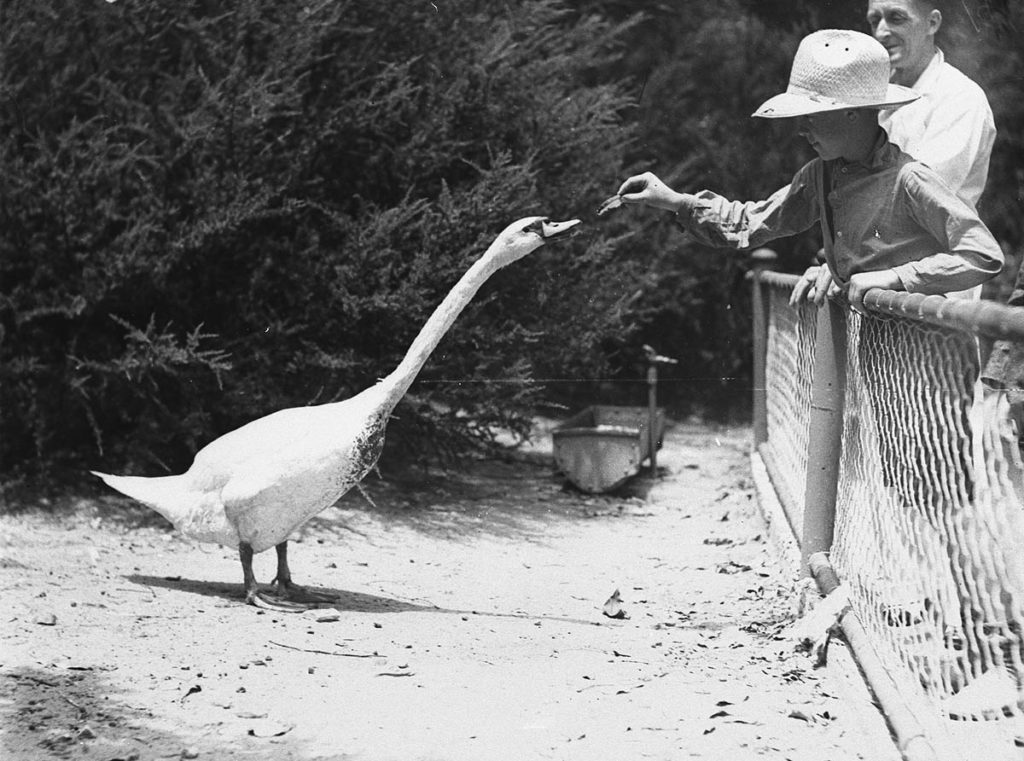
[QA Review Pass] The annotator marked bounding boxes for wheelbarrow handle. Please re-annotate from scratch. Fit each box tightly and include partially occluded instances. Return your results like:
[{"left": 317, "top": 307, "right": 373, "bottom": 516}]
[{"left": 642, "top": 344, "right": 679, "bottom": 365}]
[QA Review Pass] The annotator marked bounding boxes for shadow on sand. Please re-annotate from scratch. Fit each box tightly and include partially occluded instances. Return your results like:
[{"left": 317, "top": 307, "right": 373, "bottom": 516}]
[{"left": 126, "top": 573, "right": 436, "bottom": 614}]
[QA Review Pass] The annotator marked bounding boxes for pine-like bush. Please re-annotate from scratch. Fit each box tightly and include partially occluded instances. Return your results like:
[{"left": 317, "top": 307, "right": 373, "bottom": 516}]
[{"left": 0, "top": 0, "right": 647, "bottom": 478}]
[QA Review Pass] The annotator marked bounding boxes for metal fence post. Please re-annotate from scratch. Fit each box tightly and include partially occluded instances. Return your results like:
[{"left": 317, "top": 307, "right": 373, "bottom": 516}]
[
  {"left": 750, "top": 249, "right": 777, "bottom": 447},
  {"left": 801, "top": 298, "right": 847, "bottom": 571}
]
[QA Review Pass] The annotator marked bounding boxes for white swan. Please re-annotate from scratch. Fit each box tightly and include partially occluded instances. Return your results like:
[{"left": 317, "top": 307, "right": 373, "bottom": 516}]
[{"left": 93, "top": 216, "right": 580, "bottom": 609}]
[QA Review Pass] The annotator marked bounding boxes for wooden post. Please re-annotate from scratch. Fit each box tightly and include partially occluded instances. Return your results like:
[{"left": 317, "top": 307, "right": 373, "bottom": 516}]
[
  {"left": 750, "top": 248, "right": 777, "bottom": 447},
  {"left": 648, "top": 362, "right": 658, "bottom": 475},
  {"left": 643, "top": 345, "right": 677, "bottom": 478},
  {"left": 801, "top": 298, "right": 847, "bottom": 571}
]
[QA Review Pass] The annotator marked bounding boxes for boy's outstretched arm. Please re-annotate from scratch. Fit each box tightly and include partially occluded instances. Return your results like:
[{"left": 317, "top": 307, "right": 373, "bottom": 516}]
[{"left": 610, "top": 163, "right": 820, "bottom": 254}]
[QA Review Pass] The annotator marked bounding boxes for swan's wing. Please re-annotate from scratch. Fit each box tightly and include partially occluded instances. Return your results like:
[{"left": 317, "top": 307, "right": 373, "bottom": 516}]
[
  {"left": 219, "top": 464, "right": 351, "bottom": 553},
  {"left": 217, "top": 428, "right": 373, "bottom": 552}
]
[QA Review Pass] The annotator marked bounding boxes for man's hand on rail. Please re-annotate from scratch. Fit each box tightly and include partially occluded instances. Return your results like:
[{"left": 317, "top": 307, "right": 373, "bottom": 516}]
[
  {"left": 789, "top": 265, "right": 834, "bottom": 307},
  {"left": 843, "top": 269, "right": 903, "bottom": 314}
]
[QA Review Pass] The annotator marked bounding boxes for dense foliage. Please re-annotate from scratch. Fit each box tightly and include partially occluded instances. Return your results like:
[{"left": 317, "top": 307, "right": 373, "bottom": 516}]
[
  {"left": 1, "top": 0, "right": 1021, "bottom": 482},
  {"left": 1, "top": 0, "right": 649, "bottom": 478}
]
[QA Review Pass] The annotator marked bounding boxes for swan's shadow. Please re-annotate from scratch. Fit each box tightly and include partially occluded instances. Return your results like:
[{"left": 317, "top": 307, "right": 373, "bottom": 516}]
[
  {"left": 126, "top": 573, "right": 433, "bottom": 613},
  {"left": 126, "top": 573, "right": 600, "bottom": 626}
]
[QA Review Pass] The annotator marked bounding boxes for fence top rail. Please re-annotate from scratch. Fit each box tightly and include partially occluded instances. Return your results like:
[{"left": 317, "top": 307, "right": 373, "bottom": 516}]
[
  {"left": 752, "top": 270, "right": 801, "bottom": 289},
  {"left": 751, "top": 266, "right": 1024, "bottom": 341},
  {"left": 864, "top": 289, "right": 1024, "bottom": 341}
]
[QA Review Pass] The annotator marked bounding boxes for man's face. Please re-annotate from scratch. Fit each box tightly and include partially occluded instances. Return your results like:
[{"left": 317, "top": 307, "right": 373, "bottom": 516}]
[{"left": 866, "top": 0, "right": 939, "bottom": 82}]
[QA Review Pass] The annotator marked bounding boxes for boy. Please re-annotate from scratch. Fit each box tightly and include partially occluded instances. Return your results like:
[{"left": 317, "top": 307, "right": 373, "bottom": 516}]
[{"left": 610, "top": 28, "right": 1003, "bottom": 307}]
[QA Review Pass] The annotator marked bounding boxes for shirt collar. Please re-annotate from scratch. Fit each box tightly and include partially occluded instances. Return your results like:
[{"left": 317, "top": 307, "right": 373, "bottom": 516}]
[
  {"left": 910, "top": 48, "right": 943, "bottom": 90},
  {"left": 831, "top": 129, "right": 892, "bottom": 173}
]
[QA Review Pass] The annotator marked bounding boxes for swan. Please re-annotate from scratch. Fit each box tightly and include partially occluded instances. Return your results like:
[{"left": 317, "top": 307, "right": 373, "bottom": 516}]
[{"left": 93, "top": 216, "right": 581, "bottom": 610}]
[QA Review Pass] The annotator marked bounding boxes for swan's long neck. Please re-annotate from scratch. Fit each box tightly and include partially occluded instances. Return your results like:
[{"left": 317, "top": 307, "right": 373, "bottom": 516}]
[{"left": 376, "top": 249, "right": 506, "bottom": 415}]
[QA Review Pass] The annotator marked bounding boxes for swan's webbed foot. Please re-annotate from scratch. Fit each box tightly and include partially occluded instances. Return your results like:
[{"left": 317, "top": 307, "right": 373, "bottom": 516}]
[
  {"left": 267, "top": 540, "right": 337, "bottom": 609},
  {"left": 245, "top": 586, "right": 310, "bottom": 612},
  {"left": 270, "top": 577, "right": 337, "bottom": 606},
  {"left": 237, "top": 540, "right": 337, "bottom": 612},
  {"left": 238, "top": 541, "right": 317, "bottom": 613}
]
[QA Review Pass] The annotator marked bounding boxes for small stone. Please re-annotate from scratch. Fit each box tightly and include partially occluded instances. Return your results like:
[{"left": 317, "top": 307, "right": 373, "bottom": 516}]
[
  {"left": 182, "top": 748, "right": 200, "bottom": 759},
  {"left": 77, "top": 725, "right": 96, "bottom": 740}
]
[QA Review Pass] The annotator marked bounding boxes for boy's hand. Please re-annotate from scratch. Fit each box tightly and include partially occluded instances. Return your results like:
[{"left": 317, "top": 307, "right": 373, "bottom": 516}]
[
  {"left": 844, "top": 269, "right": 902, "bottom": 314},
  {"left": 616, "top": 172, "right": 686, "bottom": 212},
  {"left": 789, "top": 265, "right": 834, "bottom": 307}
]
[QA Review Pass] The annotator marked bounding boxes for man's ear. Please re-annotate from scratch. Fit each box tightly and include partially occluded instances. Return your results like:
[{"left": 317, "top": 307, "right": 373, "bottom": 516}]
[{"left": 928, "top": 8, "right": 942, "bottom": 36}]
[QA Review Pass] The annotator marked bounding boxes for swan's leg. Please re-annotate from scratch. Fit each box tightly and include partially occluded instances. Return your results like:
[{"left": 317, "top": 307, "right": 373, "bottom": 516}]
[
  {"left": 239, "top": 542, "right": 305, "bottom": 612},
  {"left": 271, "top": 541, "right": 335, "bottom": 605}
]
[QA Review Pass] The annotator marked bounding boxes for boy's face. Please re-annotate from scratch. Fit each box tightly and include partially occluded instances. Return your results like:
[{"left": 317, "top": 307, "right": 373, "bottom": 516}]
[
  {"left": 797, "top": 111, "right": 859, "bottom": 161},
  {"left": 866, "top": 0, "right": 940, "bottom": 83}
]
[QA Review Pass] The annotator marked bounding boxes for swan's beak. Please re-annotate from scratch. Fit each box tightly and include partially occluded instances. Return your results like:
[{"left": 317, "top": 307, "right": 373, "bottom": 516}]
[{"left": 527, "top": 218, "right": 581, "bottom": 241}]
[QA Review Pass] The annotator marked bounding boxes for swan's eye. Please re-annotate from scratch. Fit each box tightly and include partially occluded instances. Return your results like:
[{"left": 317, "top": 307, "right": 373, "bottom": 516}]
[{"left": 521, "top": 219, "right": 549, "bottom": 236}]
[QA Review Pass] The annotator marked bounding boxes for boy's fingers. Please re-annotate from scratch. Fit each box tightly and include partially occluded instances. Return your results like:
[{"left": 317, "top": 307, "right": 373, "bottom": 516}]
[
  {"left": 617, "top": 177, "right": 648, "bottom": 197},
  {"left": 813, "top": 267, "right": 834, "bottom": 305},
  {"left": 789, "top": 280, "right": 810, "bottom": 306},
  {"left": 790, "top": 266, "right": 820, "bottom": 306}
]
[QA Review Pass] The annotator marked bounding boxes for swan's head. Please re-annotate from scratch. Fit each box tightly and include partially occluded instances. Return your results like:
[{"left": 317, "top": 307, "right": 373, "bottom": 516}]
[{"left": 488, "top": 216, "right": 581, "bottom": 266}]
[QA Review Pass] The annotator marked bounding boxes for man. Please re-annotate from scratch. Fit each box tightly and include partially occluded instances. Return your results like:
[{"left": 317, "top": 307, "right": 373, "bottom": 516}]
[
  {"left": 791, "top": 0, "right": 997, "bottom": 306},
  {"left": 871, "top": 0, "right": 995, "bottom": 209}
]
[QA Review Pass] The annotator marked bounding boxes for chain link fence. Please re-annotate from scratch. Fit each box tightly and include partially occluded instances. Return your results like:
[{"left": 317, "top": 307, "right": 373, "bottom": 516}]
[{"left": 751, "top": 265, "right": 1024, "bottom": 760}]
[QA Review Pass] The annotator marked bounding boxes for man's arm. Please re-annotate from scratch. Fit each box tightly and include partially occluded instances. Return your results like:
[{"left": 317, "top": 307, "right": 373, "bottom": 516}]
[{"left": 909, "top": 99, "right": 995, "bottom": 207}]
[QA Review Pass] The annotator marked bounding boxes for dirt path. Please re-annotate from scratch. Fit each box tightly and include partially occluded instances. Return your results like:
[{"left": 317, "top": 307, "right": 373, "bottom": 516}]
[{"left": 0, "top": 421, "right": 900, "bottom": 761}]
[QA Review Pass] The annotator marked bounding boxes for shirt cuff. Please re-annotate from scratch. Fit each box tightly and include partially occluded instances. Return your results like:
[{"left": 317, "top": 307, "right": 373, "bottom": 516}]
[
  {"left": 673, "top": 193, "right": 701, "bottom": 228},
  {"left": 890, "top": 262, "right": 920, "bottom": 292}
]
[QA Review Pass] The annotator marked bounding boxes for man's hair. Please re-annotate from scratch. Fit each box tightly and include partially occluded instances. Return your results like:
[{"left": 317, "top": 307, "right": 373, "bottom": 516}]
[{"left": 911, "top": 0, "right": 947, "bottom": 12}]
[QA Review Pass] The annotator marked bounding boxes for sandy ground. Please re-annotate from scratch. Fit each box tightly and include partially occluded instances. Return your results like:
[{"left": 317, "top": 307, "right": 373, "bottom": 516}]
[{"left": 0, "top": 421, "right": 903, "bottom": 761}]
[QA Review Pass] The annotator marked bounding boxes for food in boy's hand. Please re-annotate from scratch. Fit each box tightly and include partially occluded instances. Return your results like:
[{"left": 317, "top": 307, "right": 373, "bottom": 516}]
[{"left": 596, "top": 194, "right": 623, "bottom": 216}]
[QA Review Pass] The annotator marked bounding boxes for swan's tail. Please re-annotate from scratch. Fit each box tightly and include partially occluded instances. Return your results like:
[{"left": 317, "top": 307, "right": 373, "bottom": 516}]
[{"left": 90, "top": 471, "right": 186, "bottom": 525}]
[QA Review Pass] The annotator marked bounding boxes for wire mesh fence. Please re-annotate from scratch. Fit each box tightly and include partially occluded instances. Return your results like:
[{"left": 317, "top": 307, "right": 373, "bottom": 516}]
[
  {"left": 760, "top": 273, "right": 817, "bottom": 537},
  {"left": 753, "top": 271, "right": 1024, "bottom": 756}
]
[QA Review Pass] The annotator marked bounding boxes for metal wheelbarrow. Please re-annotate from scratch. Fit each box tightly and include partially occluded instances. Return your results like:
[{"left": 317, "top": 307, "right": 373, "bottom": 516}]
[{"left": 553, "top": 346, "right": 677, "bottom": 493}]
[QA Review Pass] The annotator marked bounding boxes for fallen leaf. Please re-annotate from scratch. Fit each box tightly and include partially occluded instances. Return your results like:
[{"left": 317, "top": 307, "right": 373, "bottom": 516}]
[
  {"left": 602, "top": 589, "right": 628, "bottom": 619},
  {"left": 716, "top": 561, "right": 752, "bottom": 574},
  {"left": 247, "top": 720, "right": 293, "bottom": 738}
]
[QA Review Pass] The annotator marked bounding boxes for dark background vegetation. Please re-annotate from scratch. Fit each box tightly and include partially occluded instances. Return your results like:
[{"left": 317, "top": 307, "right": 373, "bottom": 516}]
[{"left": 2, "top": 0, "right": 1021, "bottom": 485}]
